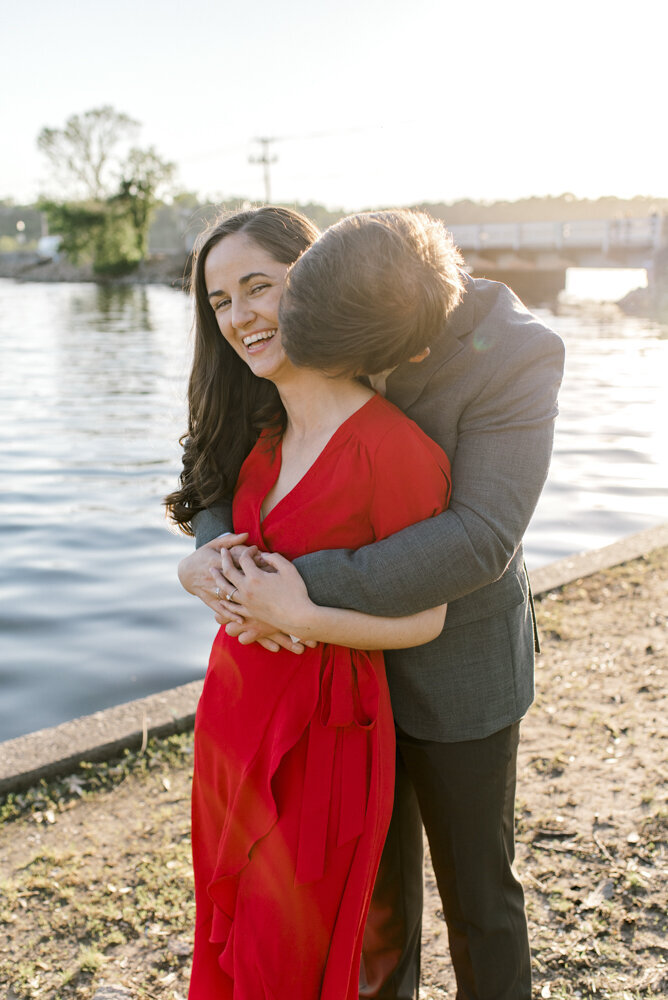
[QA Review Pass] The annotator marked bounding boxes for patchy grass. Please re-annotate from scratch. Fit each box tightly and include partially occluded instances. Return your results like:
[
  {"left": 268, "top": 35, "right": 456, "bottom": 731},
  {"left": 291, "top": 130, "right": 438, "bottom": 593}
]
[{"left": 0, "top": 734, "right": 196, "bottom": 997}]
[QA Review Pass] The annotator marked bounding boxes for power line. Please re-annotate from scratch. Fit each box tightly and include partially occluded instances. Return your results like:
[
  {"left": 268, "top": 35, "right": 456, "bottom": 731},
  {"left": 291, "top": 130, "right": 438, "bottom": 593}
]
[
  {"left": 181, "top": 121, "right": 418, "bottom": 165},
  {"left": 246, "top": 127, "right": 402, "bottom": 203},
  {"left": 179, "top": 121, "right": 422, "bottom": 200},
  {"left": 178, "top": 141, "right": 250, "bottom": 164}
]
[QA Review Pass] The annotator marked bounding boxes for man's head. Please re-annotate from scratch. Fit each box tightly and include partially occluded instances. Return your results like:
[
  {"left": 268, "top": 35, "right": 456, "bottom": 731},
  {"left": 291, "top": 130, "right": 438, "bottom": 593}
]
[{"left": 279, "top": 209, "right": 464, "bottom": 376}]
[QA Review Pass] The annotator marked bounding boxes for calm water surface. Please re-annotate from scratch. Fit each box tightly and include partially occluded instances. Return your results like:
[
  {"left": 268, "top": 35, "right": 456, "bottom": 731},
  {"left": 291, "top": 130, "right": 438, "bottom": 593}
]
[{"left": 1, "top": 273, "right": 666, "bottom": 740}]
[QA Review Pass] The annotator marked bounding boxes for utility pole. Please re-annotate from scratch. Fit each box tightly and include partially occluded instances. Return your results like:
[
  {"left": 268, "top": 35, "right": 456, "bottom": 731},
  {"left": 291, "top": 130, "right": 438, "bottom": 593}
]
[{"left": 249, "top": 137, "right": 278, "bottom": 203}]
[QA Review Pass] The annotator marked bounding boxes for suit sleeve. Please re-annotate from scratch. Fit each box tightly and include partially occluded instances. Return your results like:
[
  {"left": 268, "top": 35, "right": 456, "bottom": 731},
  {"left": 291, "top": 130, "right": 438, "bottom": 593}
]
[
  {"left": 193, "top": 500, "right": 234, "bottom": 547},
  {"left": 294, "top": 326, "right": 565, "bottom": 616}
]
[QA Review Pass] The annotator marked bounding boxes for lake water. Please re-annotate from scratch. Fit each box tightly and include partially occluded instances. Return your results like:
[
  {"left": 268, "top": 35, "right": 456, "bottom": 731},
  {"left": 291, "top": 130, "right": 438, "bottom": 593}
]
[{"left": 1, "top": 271, "right": 666, "bottom": 740}]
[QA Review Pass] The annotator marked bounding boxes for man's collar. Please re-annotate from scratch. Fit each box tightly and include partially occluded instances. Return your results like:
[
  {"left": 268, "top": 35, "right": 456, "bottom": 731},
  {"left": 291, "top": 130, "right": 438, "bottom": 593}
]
[{"left": 385, "top": 271, "right": 474, "bottom": 409}]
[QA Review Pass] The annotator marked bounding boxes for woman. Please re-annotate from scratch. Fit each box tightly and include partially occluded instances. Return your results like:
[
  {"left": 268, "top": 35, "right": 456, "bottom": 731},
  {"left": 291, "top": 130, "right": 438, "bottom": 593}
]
[{"left": 165, "top": 206, "right": 459, "bottom": 999}]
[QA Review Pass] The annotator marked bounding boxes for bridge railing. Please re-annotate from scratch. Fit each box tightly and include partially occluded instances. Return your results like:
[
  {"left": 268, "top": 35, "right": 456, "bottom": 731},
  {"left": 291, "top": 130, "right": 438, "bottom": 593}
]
[{"left": 448, "top": 216, "right": 664, "bottom": 254}]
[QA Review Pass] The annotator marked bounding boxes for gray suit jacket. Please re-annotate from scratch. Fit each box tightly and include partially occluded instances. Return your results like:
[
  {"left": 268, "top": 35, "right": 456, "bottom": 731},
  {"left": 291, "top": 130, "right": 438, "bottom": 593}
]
[{"left": 194, "top": 275, "right": 565, "bottom": 742}]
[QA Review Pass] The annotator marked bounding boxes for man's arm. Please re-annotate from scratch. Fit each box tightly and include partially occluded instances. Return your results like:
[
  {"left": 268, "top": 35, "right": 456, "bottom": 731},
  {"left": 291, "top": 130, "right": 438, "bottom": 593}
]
[
  {"left": 294, "top": 327, "right": 565, "bottom": 617},
  {"left": 219, "top": 548, "right": 447, "bottom": 650},
  {"left": 188, "top": 321, "right": 564, "bottom": 623},
  {"left": 193, "top": 502, "right": 233, "bottom": 547}
]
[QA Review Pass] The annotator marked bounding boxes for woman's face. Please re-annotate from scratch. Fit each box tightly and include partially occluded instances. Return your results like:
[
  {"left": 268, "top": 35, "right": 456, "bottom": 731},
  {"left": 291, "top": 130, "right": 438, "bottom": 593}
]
[{"left": 204, "top": 232, "right": 292, "bottom": 382}]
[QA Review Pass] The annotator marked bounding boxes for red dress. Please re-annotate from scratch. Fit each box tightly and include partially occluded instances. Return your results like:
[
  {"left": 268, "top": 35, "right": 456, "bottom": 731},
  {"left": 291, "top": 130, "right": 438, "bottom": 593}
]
[{"left": 189, "top": 394, "right": 451, "bottom": 999}]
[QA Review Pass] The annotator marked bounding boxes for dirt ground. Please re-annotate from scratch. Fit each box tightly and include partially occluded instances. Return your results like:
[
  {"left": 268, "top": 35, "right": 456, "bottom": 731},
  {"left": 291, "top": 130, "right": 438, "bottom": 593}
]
[{"left": 1, "top": 548, "right": 666, "bottom": 1000}]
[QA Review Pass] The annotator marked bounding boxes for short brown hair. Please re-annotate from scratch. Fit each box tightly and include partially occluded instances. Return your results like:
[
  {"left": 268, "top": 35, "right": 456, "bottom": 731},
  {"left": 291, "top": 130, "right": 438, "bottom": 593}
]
[{"left": 278, "top": 209, "right": 464, "bottom": 376}]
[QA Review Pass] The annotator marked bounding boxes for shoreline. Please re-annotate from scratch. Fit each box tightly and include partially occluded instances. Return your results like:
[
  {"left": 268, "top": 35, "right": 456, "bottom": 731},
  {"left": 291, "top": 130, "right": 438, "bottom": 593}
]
[
  {"left": 0, "top": 251, "right": 189, "bottom": 288},
  {"left": 2, "top": 522, "right": 667, "bottom": 796}
]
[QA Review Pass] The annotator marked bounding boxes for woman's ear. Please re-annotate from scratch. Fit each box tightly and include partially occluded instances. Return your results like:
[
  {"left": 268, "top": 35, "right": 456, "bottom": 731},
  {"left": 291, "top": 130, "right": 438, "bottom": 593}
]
[{"left": 408, "top": 347, "right": 430, "bottom": 364}]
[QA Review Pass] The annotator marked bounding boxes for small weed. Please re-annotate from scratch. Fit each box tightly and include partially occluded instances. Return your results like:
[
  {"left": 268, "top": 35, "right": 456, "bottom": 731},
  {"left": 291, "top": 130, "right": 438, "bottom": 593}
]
[{"left": 78, "top": 946, "right": 105, "bottom": 973}]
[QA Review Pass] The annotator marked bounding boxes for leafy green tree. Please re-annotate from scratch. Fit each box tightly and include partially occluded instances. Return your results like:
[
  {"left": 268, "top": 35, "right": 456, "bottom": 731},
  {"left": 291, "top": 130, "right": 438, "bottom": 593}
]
[
  {"left": 37, "top": 201, "right": 106, "bottom": 264},
  {"left": 37, "top": 107, "right": 175, "bottom": 274},
  {"left": 111, "top": 147, "right": 175, "bottom": 257}
]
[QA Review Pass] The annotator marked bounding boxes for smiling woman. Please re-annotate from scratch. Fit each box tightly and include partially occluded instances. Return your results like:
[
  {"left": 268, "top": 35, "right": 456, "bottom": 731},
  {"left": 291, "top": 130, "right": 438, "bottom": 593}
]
[{"left": 164, "top": 207, "right": 320, "bottom": 531}]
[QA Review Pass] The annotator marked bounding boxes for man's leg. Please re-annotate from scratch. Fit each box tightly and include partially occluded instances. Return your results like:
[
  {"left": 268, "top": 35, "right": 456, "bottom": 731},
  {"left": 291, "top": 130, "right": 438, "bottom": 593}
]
[
  {"left": 399, "top": 722, "right": 531, "bottom": 1000},
  {"left": 360, "top": 743, "right": 424, "bottom": 1000}
]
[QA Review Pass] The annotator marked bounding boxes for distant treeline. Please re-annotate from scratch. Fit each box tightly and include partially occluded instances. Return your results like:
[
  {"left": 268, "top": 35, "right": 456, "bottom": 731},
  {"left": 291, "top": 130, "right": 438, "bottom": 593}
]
[
  {"left": 144, "top": 194, "right": 668, "bottom": 253},
  {"left": 412, "top": 194, "right": 668, "bottom": 224},
  {"left": 3, "top": 194, "right": 667, "bottom": 254}
]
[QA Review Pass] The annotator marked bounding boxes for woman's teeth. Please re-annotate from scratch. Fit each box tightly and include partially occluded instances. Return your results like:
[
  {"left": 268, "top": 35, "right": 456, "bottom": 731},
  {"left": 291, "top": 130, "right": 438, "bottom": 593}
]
[{"left": 243, "top": 330, "right": 276, "bottom": 347}]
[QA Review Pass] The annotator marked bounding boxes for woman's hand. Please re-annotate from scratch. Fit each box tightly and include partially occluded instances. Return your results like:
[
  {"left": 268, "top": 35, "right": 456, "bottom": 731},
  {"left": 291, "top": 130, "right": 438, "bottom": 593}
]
[
  {"left": 204, "top": 543, "right": 317, "bottom": 654},
  {"left": 178, "top": 533, "right": 249, "bottom": 615},
  {"left": 217, "top": 547, "right": 317, "bottom": 640}
]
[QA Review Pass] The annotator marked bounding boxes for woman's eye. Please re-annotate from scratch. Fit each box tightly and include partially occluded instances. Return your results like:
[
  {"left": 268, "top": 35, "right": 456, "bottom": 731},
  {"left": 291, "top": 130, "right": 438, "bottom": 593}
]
[
  {"left": 250, "top": 283, "right": 269, "bottom": 294},
  {"left": 214, "top": 298, "right": 230, "bottom": 311}
]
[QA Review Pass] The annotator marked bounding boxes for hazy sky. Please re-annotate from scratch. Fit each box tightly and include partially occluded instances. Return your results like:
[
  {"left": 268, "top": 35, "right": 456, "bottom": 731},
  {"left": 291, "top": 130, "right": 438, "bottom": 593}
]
[{"left": 2, "top": 0, "right": 665, "bottom": 211}]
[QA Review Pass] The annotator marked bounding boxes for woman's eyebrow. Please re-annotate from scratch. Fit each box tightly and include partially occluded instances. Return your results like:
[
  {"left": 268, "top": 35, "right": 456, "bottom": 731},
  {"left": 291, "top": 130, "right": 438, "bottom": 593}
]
[{"left": 207, "top": 272, "right": 272, "bottom": 299}]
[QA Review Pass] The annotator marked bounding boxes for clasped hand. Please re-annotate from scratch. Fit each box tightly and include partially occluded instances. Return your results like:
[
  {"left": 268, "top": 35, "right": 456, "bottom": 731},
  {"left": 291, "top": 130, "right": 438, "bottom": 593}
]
[
  {"left": 212, "top": 543, "right": 318, "bottom": 653},
  {"left": 177, "top": 533, "right": 317, "bottom": 653}
]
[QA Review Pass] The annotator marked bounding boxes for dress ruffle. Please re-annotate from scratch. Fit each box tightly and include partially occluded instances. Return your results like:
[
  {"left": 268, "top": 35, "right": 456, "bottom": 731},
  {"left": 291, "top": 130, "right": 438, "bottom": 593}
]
[{"left": 202, "top": 640, "right": 381, "bottom": 975}]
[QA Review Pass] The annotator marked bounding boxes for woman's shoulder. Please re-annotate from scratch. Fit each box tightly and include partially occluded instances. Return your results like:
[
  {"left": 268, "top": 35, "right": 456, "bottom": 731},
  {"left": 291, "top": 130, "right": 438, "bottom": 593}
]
[{"left": 348, "top": 395, "right": 451, "bottom": 534}]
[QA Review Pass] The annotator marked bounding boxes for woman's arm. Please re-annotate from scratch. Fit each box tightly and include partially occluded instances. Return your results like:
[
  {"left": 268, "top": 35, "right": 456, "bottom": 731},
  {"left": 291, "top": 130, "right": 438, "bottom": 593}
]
[
  {"left": 217, "top": 548, "right": 446, "bottom": 650},
  {"left": 292, "top": 601, "right": 447, "bottom": 650}
]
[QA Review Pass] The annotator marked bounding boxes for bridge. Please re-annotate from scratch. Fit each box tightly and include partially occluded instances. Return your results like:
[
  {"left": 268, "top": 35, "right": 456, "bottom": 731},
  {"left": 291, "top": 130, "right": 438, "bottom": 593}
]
[{"left": 447, "top": 214, "right": 668, "bottom": 305}]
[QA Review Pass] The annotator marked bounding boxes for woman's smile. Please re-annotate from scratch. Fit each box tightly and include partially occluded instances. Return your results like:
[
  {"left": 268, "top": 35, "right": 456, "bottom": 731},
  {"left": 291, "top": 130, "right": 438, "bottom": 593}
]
[{"left": 242, "top": 328, "right": 278, "bottom": 350}]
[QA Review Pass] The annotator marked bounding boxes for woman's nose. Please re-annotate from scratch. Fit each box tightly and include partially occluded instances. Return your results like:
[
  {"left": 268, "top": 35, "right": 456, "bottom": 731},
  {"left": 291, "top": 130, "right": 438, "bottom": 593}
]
[{"left": 231, "top": 299, "right": 254, "bottom": 329}]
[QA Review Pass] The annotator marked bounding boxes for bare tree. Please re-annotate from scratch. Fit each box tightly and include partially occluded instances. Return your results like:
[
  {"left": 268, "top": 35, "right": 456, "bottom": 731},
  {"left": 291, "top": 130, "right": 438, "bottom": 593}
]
[{"left": 37, "top": 106, "right": 140, "bottom": 200}]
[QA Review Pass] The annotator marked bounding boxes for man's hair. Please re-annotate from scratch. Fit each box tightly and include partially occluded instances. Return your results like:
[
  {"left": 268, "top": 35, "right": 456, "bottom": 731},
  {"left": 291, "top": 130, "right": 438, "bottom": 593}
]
[{"left": 279, "top": 209, "right": 464, "bottom": 376}]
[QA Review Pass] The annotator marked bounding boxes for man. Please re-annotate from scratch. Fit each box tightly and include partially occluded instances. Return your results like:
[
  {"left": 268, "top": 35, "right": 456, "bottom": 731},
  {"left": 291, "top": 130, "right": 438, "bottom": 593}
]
[{"left": 180, "top": 258, "right": 565, "bottom": 999}]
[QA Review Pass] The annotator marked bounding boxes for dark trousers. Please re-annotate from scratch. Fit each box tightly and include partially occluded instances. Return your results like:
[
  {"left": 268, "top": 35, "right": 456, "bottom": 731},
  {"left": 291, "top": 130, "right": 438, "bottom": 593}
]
[{"left": 359, "top": 722, "right": 531, "bottom": 1000}]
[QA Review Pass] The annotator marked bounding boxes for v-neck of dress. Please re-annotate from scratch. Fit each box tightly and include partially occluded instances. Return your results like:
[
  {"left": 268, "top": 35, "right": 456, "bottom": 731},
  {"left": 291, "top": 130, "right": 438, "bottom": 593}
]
[{"left": 259, "top": 393, "right": 379, "bottom": 531}]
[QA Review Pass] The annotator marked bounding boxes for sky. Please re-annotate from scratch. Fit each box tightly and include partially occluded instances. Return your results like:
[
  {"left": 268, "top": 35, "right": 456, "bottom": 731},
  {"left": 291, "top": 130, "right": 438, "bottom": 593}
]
[{"left": 2, "top": 0, "right": 666, "bottom": 211}]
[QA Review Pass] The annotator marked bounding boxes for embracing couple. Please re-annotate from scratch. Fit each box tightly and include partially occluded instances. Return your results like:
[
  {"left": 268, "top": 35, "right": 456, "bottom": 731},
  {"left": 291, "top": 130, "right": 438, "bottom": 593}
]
[{"left": 165, "top": 205, "right": 565, "bottom": 1000}]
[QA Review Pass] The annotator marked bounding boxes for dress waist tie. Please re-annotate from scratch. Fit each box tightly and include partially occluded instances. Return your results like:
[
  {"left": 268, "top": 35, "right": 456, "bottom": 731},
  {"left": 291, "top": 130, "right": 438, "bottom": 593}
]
[{"left": 295, "top": 646, "right": 380, "bottom": 885}]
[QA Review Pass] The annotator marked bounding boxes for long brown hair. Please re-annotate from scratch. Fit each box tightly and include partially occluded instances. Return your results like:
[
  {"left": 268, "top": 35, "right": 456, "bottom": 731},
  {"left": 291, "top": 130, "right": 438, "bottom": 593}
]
[{"left": 164, "top": 206, "right": 320, "bottom": 533}]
